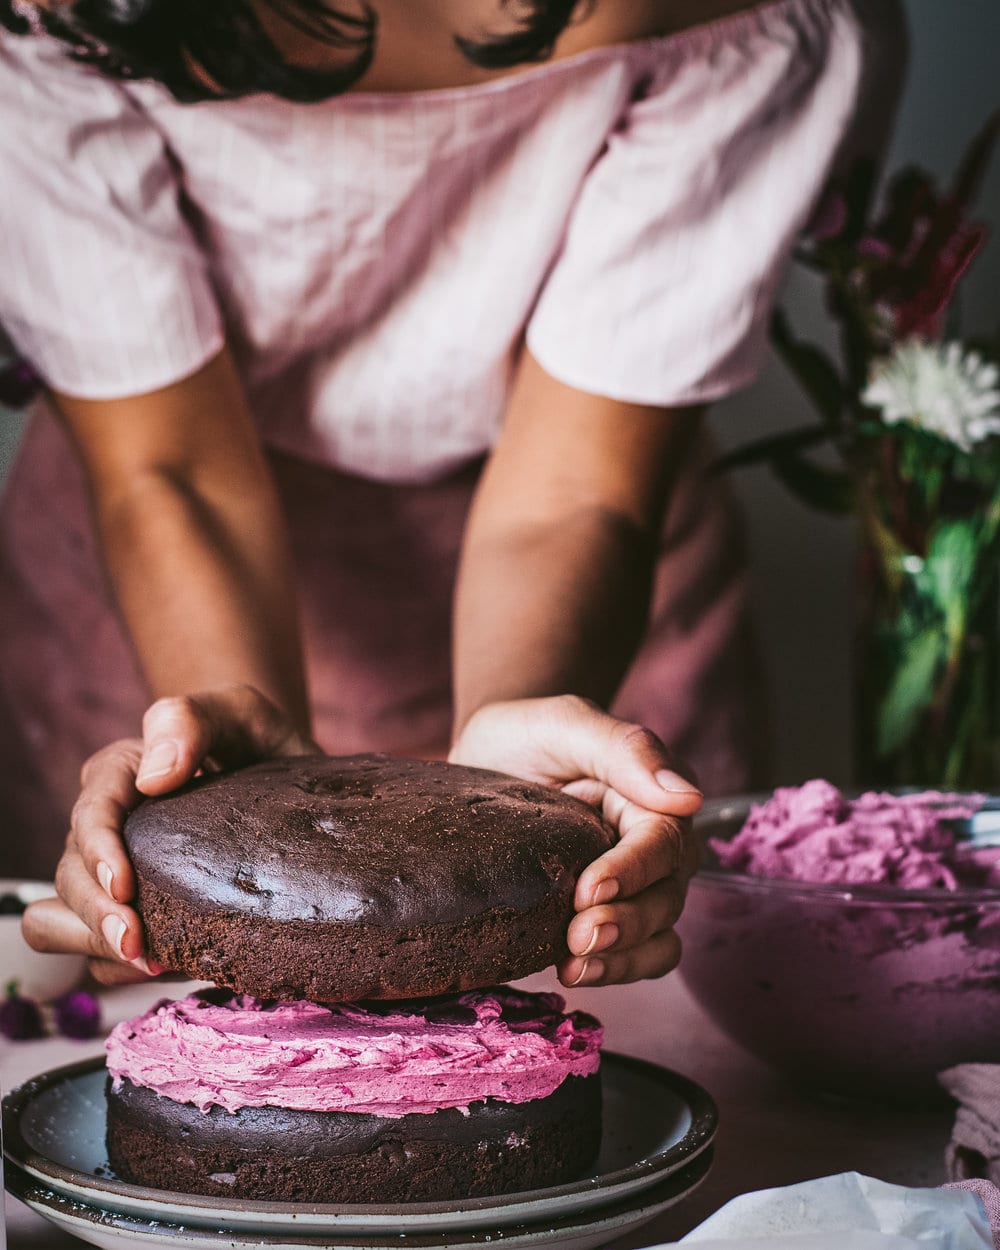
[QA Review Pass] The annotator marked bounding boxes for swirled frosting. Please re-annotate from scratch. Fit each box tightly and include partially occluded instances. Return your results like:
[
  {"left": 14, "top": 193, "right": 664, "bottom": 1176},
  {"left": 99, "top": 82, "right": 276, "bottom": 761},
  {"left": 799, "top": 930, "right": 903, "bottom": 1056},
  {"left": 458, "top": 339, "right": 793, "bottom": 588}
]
[
  {"left": 713, "top": 780, "right": 994, "bottom": 888},
  {"left": 106, "top": 987, "right": 602, "bottom": 1116}
]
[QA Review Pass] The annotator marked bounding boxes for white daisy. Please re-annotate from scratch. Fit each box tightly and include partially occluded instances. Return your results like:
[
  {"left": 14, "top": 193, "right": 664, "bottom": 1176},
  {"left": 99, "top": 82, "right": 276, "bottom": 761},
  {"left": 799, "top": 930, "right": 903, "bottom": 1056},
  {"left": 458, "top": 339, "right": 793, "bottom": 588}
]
[{"left": 862, "top": 340, "right": 1000, "bottom": 452}]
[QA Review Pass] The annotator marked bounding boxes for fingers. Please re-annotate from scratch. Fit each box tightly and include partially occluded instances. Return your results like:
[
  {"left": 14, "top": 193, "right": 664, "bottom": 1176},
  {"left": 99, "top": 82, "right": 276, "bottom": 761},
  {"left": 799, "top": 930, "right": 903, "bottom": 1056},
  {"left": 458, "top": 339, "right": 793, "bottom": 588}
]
[
  {"left": 559, "top": 928, "right": 682, "bottom": 988},
  {"left": 52, "top": 730, "right": 177, "bottom": 978},
  {"left": 24, "top": 685, "right": 315, "bottom": 992},
  {"left": 27, "top": 685, "right": 315, "bottom": 991},
  {"left": 22, "top": 895, "right": 161, "bottom": 981},
  {"left": 567, "top": 877, "right": 686, "bottom": 959},
  {"left": 574, "top": 799, "right": 695, "bottom": 911},
  {"left": 452, "top": 696, "right": 700, "bottom": 994},
  {"left": 562, "top": 797, "right": 698, "bottom": 989},
  {"left": 52, "top": 847, "right": 160, "bottom": 970},
  {"left": 136, "top": 685, "right": 317, "bottom": 796},
  {"left": 87, "top": 957, "right": 162, "bottom": 987},
  {"left": 24, "top": 738, "right": 159, "bottom": 984},
  {"left": 453, "top": 696, "right": 702, "bottom": 817},
  {"left": 552, "top": 700, "right": 702, "bottom": 818},
  {"left": 62, "top": 738, "right": 150, "bottom": 973},
  {"left": 562, "top": 875, "right": 689, "bottom": 988},
  {"left": 23, "top": 895, "right": 108, "bottom": 959},
  {"left": 74, "top": 739, "right": 143, "bottom": 904}
]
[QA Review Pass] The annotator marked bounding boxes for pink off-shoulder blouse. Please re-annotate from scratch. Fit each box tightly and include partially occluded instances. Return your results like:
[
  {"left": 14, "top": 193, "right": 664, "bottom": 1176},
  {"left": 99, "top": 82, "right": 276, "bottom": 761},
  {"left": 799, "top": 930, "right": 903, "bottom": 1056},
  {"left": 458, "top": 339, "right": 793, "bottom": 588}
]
[{"left": 1, "top": 0, "right": 877, "bottom": 479}]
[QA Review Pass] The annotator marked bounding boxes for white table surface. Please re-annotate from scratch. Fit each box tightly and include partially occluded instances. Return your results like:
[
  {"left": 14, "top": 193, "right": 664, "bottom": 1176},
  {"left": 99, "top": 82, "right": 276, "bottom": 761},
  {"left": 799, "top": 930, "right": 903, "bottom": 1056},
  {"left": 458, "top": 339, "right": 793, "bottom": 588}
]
[{"left": 2, "top": 969, "right": 953, "bottom": 1249}]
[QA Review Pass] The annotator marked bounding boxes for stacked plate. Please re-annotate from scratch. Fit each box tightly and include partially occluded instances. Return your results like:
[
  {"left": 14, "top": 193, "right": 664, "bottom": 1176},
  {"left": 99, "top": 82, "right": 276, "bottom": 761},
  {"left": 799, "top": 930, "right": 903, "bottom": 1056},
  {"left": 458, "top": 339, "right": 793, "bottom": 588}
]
[{"left": 3, "top": 1053, "right": 717, "bottom": 1250}]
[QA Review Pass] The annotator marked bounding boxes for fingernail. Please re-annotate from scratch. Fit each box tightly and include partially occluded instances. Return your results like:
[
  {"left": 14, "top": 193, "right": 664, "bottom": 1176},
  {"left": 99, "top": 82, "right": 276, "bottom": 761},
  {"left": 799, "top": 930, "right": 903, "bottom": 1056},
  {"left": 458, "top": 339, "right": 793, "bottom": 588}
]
[
  {"left": 655, "top": 769, "right": 702, "bottom": 795},
  {"left": 97, "top": 861, "right": 114, "bottom": 897},
  {"left": 582, "top": 923, "right": 619, "bottom": 956},
  {"left": 137, "top": 741, "right": 178, "bottom": 784},
  {"left": 101, "top": 914, "right": 127, "bottom": 959},
  {"left": 129, "top": 955, "right": 164, "bottom": 977},
  {"left": 593, "top": 879, "right": 619, "bottom": 906},
  {"left": 569, "top": 958, "right": 605, "bottom": 987}
]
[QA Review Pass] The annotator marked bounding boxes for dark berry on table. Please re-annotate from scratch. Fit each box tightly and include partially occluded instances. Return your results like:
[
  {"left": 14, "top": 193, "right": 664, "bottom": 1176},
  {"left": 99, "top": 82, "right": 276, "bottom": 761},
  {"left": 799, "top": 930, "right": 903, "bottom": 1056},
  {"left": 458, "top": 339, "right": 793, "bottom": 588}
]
[
  {"left": 0, "top": 892, "right": 27, "bottom": 916},
  {"left": 0, "top": 981, "right": 46, "bottom": 1041},
  {"left": 53, "top": 990, "right": 103, "bottom": 1040}
]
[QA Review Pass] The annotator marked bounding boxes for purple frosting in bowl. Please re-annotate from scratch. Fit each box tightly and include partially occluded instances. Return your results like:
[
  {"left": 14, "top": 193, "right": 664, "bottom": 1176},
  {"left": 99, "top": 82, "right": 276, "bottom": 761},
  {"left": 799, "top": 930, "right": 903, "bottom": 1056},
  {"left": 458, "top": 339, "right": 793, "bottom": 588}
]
[
  {"left": 710, "top": 780, "right": 997, "bottom": 890},
  {"left": 679, "top": 783, "right": 1000, "bottom": 1100}
]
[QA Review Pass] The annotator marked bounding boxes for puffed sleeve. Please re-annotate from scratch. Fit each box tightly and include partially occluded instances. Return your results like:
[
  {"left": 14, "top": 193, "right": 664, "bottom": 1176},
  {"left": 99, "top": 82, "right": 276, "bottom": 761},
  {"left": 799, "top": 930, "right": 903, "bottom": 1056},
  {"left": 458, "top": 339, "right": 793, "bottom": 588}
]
[
  {"left": 526, "top": 0, "right": 875, "bottom": 407},
  {"left": 0, "top": 29, "right": 224, "bottom": 398}
]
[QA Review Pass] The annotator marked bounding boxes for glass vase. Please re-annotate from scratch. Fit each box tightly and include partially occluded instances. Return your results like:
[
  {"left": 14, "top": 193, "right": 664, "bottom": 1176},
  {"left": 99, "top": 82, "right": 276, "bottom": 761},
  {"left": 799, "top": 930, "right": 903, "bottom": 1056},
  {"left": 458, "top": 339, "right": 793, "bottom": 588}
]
[{"left": 855, "top": 521, "right": 1000, "bottom": 790}]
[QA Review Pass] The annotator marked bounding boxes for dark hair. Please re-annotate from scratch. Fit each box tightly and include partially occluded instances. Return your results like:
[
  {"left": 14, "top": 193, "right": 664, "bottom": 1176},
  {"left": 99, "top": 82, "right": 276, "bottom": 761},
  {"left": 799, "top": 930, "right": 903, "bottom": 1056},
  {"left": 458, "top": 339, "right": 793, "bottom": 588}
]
[{"left": 0, "top": 0, "right": 585, "bottom": 103}]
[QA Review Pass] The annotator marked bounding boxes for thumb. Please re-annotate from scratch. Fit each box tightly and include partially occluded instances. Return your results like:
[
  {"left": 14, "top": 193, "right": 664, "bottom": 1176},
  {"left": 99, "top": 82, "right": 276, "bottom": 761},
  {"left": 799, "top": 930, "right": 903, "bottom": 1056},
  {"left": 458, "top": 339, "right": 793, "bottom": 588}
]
[
  {"left": 554, "top": 699, "right": 703, "bottom": 817},
  {"left": 456, "top": 696, "right": 702, "bottom": 817},
  {"left": 136, "top": 685, "right": 316, "bottom": 795}
]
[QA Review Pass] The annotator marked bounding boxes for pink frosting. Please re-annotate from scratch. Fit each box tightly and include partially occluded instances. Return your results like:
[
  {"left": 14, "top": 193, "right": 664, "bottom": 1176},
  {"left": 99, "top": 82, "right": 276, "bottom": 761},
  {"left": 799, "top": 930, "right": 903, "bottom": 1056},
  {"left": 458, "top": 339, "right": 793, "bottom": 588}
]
[
  {"left": 105, "top": 988, "right": 602, "bottom": 1116},
  {"left": 712, "top": 780, "right": 997, "bottom": 889}
]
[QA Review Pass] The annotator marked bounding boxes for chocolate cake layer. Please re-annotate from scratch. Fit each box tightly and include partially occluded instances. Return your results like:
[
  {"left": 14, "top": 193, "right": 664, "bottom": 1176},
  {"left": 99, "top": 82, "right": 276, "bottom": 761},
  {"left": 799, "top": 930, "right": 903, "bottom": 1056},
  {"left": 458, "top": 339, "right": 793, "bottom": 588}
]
[
  {"left": 134, "top": 877, "right": 576, "bottom": 999},
  {"left": 106, "top": 1073, "right": 602, "bottom": 1202},
  {"left": 124, "top": 754, "right": 614, "bottom": 999}
]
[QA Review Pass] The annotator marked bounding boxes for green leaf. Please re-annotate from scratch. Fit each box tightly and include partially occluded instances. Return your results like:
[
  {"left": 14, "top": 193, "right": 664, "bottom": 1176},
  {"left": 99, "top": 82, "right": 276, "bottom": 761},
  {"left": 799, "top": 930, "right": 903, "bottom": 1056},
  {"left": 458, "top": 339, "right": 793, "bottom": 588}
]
[
  {"left": 984, "top": 491, "right": 1000, "bottom": 547},
  {"left": 918, "top": 521, "right": 978, "bottom": 643},
  {"left": 770, "top": 309, "right": 845, "bottom": 428},
  {"left": 771, "top": 449, "right": 855, "bottom": 514},
  {"left": 876, "top": 628, "right": 946, "bottom": 757}
]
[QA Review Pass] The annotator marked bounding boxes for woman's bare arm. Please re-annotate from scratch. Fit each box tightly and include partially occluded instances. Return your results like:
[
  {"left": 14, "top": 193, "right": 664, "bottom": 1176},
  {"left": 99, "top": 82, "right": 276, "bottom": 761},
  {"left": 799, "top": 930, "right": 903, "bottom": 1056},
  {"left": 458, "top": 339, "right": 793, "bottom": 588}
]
[
  {"left": 451, "top": 351, "right": 707, "bottom": 986},
  {"left": 52, "top": 348, "right": 310, "bottom": 735},
  {"left": 453, "top": 348, "right": 703, "bottom": 730}
]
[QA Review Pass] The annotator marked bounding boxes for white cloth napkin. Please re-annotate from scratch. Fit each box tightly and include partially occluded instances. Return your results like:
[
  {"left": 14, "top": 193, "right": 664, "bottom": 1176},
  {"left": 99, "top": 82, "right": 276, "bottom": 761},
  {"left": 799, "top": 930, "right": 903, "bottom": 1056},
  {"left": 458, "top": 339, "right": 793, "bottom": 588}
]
[{"left": 646, "top": 1173, "right": 993, "bottom": 1250}]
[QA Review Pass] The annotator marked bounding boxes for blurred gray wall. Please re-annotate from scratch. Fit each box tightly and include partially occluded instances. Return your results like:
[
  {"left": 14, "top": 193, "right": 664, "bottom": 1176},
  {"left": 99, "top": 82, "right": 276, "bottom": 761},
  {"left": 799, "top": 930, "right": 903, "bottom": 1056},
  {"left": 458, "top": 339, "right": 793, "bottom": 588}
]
[
  {"left": 0, "top": 390, "right": 21, "bottom": 473},
  {"left": 1, "top": 1, "right": 997, "bottom": 784}
]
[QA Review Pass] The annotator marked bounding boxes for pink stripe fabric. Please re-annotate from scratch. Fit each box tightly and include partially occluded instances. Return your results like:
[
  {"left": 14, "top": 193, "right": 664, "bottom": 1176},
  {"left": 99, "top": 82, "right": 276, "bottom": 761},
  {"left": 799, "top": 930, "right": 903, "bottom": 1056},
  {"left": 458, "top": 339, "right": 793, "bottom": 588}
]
[{"left": 2, "top": 0, "right": 867, "bottom": 482}]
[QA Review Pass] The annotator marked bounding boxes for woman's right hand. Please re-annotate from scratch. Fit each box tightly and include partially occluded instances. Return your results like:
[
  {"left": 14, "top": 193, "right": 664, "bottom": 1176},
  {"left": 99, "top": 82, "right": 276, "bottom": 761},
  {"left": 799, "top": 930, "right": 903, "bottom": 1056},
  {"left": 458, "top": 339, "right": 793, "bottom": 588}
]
[{"left": 22, "top": 685, "right": 317, "bottom": 985}]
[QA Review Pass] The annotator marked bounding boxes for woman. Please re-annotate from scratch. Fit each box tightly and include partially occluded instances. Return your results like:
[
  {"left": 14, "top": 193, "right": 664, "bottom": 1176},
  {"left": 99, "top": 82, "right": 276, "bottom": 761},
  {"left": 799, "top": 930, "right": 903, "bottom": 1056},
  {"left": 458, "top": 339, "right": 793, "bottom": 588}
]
[{"left": 0, "top": 0, "right": 903, "bottom": 984}]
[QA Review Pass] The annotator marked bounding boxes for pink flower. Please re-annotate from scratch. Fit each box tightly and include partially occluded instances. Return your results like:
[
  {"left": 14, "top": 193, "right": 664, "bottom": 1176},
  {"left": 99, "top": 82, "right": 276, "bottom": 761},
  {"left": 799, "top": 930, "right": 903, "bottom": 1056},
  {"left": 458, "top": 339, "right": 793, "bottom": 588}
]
[
  {"left": 857, "top": 170, "right": 989, "bottom": 341},
  {"left": 0, "top": 982, "right": 46, "bottom": 1041},
  {"left": 810, "top": 119, "right": 997, "bottom": 354}
]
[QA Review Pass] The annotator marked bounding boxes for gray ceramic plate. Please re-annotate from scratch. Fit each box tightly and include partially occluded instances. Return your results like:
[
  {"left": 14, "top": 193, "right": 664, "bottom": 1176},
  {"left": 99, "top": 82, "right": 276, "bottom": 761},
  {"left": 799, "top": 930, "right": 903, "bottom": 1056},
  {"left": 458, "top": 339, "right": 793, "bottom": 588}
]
[
  {"left": 3, "top": 1053, "right": 716, "bottom": 1235},
  {"left": 5, "top": 1150, "right": 713, "bottom": 1250}
]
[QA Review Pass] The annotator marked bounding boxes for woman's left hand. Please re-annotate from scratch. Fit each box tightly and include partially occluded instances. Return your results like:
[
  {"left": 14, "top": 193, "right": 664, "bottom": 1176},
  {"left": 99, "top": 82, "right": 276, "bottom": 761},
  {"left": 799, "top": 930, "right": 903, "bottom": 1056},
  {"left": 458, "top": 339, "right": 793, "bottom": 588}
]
[{"left": 449, "top": 695, "right": 702, "bottom": 987}]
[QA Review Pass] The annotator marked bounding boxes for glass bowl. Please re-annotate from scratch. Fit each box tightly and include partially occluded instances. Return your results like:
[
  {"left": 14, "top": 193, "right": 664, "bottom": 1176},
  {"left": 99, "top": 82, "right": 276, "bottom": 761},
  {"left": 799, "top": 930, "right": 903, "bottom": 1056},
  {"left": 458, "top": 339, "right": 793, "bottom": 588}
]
[{"left": 677, "top": 795, "right": 1000, "bottom": 1101}]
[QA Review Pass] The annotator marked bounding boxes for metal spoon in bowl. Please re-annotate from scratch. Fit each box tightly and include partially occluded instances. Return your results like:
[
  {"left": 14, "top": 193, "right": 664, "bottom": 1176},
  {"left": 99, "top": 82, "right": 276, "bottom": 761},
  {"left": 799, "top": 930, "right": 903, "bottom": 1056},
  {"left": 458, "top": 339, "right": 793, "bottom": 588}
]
[{"left": 953, "top": 799, "right": 1000, "bottom": 848}]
